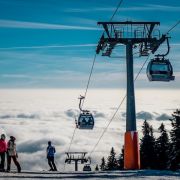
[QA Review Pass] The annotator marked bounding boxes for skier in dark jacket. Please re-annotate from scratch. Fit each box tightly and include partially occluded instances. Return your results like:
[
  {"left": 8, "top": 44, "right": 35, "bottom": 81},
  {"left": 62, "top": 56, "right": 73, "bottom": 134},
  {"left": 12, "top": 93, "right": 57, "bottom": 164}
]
[{"left": 46, "top": 141, "right": 57, "bottom": 171}]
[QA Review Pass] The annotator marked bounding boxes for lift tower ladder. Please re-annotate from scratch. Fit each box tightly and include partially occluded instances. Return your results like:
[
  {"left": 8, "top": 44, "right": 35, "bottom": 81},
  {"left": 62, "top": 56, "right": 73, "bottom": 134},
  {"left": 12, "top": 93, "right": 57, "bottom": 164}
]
[
  {"left": 65, "top": 152, "right": 88, "bottom": 171},
  {"left": 96, "top": 21, "right": 168, "bottom": 170}
]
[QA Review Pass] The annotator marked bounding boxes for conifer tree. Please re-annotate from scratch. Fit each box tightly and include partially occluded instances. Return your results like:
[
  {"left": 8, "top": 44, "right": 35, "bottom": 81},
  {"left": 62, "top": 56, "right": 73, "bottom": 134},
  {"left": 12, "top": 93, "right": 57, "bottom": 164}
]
[
  {"left": 100, "top": 157, "right": 106, "bottom": 171},
  {"left": 95, "top": 164, "right": 99, "bottom": 171},
  {"left": 106, "top": 147, "right": 117, "bottom": 170},
  {"left": 140, "top": 120, "right": 157, "bottom": 169},
  {"left": 117, "top": 146, "right": 124, "bottom": 169},
  {"left": 169, "top": 109, "right": 180, "bottom": 170},
  {"left": 155, "top": 123, "right": 170, "bottom": 169},
  {"left": 149, "top": 125, "right": 157, "bottom": 169}
]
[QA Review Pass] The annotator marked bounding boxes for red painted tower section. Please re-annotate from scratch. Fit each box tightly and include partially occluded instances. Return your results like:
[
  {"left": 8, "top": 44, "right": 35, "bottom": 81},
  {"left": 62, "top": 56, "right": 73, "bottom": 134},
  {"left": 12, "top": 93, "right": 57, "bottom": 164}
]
[{"left": 124, "top": 131, "right": 140, "bottom": 169}]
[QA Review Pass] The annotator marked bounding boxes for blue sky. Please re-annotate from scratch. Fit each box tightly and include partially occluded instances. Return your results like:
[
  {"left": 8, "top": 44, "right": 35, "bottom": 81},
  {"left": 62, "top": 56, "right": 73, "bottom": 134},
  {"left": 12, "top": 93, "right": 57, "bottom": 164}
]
[{"left": 0, "top": 0, "right": 179, "bottom": 88}]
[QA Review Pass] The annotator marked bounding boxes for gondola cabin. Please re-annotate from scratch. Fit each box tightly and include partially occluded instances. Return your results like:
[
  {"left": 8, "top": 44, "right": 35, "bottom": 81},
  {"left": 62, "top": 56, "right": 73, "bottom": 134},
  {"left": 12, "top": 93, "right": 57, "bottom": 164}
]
[
  {"left": 77, "top": 111, "right": 94, "bottom": 129},
  {"left": 147, "top": 58, "right": 175, "bottom": 81}
]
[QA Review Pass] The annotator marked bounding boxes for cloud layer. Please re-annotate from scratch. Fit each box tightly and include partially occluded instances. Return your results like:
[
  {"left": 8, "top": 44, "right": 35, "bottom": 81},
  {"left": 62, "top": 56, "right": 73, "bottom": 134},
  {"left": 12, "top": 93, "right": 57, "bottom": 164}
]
[{"left": 0, "top": 89, "right": 178, "bottom": 171}]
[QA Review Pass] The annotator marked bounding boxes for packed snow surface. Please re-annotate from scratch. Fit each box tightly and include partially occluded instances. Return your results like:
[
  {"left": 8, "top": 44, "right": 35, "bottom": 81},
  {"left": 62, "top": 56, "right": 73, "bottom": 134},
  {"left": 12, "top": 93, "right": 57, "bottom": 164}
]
[{"left": 0, "top": 170, "right": 179, "bottom": 180}]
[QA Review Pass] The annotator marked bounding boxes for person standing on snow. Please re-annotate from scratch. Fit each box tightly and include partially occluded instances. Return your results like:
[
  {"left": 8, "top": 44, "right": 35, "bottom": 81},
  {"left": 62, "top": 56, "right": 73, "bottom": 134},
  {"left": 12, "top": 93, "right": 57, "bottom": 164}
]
[
  {"left": 7, "top": 136, "right": 21, "bottom": 173},
  {"left": 0, "top": 134, "right": 7, "bottom": 171},
  {"left": 46, "top": 141, "right": 57, "bottom": 171}
]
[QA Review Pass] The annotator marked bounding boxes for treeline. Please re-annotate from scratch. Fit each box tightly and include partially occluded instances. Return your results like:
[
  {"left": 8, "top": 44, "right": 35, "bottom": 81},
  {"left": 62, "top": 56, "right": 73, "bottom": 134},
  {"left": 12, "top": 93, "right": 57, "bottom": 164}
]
[{"left": 97, "top": 109, "right": 180, "bottom": 171}]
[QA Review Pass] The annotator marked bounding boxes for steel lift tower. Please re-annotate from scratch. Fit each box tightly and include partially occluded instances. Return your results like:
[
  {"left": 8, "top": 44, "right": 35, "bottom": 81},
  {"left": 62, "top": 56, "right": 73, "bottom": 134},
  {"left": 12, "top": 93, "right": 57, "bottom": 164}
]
[{"left": 96, "top": 21, "right": 169, "bottom": 169}]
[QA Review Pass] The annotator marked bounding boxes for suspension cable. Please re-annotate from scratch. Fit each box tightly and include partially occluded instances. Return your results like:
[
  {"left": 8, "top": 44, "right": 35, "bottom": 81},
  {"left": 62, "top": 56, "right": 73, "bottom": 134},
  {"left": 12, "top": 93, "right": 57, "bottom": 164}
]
[
  {"left": 63, "top": 126, "right": 77, "bottom": 171},
  {"left": 110, "top": 0, "right": 124, "bottom": 21},
  {"left": 63, "top": 1, "right": 124, "bottom": 170},
  {"left": 82, "top": 53, "right": 97, "bottom": 107},
  {"left": 82, "top": 0, "right": 124, "bottom": 107},
  {"left": 165, "top": 20, "right": 180, "bottom": 34},
  {"left": 67, "top": 127, "right": 77, "bottom": 153}
]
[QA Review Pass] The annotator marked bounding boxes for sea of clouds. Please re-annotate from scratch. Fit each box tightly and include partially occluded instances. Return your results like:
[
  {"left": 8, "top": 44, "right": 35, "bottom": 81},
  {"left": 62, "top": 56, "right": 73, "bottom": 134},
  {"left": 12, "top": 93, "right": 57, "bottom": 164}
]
[{"left": 0, "top": 89, "right": 179, "bottom": 171}]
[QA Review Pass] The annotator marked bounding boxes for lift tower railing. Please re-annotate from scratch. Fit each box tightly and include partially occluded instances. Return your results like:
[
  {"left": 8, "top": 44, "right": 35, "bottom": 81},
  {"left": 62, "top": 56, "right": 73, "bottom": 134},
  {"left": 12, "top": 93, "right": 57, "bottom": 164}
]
[{"left": 96, "top": 21, "right": 168, "bottom": 170}]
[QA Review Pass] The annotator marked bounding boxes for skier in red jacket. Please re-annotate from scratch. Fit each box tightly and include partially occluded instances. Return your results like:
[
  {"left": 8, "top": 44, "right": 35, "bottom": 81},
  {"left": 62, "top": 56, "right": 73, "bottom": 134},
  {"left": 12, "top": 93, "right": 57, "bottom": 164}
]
[{"left": 0, "top": 134, "right": 7, "bottom": 171}]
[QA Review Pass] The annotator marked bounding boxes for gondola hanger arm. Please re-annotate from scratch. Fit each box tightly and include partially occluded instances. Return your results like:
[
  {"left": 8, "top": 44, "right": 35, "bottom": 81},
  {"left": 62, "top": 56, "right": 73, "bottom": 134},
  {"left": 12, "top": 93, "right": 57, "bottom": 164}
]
[{"left": 155, "top": 37, "right": 170, "bottom": 57}]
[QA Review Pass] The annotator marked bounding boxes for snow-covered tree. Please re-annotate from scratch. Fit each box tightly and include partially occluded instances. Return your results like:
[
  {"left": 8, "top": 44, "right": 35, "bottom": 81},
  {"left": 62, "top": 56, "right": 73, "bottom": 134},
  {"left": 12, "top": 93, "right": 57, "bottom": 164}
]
[
  {"left": 169, "top": 109, "right": 180, "bottom": 170},
  {"left": 155, "top": 123, "right": 170, "bottom": 169}
]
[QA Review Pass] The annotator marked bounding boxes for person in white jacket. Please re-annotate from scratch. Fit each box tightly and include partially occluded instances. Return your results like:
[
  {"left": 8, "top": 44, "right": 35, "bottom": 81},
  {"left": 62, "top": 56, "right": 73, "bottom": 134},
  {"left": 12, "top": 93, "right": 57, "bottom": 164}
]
[{"left": 6, "top": 136, "right": 21, "bottom": 173}]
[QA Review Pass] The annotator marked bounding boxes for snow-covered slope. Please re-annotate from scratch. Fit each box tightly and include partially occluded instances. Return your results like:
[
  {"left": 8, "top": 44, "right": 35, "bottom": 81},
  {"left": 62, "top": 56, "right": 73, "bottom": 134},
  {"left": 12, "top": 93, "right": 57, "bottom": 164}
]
[{"left": 0, "top": 170, "right": 179, "bottom": 180}]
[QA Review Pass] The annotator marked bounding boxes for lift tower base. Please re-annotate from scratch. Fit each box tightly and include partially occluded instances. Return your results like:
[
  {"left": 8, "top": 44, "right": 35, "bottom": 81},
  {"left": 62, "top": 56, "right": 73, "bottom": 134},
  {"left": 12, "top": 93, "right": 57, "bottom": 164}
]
[{"left": 124, "top": 131, "right": 140, "bottom": 169}]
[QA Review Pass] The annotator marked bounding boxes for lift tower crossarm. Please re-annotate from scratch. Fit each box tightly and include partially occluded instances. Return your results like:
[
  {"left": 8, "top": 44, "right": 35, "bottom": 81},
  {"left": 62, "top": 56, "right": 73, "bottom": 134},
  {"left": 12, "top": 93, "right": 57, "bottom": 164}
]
[
  {"left": 98, "top": 38, "right": 158, "bottom": 44},
  {"left": 97, "top": 21, "right": 160, "bottom": 25},
  {"left": 97, "top": 21, "right": 160, "bottom": 39},
  {"left": 98, "top": 21, "right": 160, "bottom": 38}
]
